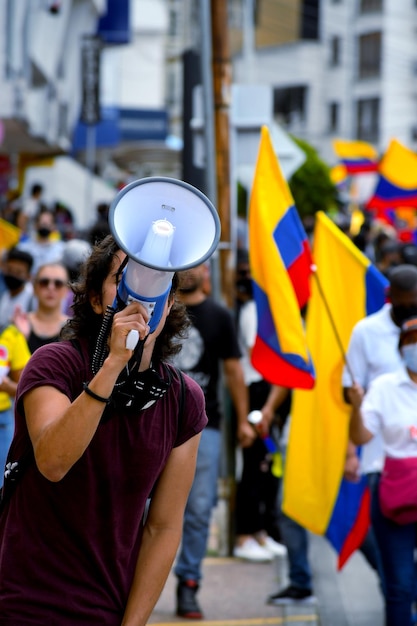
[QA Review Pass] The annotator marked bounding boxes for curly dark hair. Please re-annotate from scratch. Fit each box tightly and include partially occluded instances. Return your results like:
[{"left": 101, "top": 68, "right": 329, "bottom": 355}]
[{"left": 61, "top": 235, "right": 190, "bottom": 362}]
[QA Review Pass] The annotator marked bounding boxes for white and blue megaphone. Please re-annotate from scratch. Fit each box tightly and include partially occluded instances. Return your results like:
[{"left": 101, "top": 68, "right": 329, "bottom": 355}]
[{"left": 109, "top": 176, "right": 221, "bottom": 350}]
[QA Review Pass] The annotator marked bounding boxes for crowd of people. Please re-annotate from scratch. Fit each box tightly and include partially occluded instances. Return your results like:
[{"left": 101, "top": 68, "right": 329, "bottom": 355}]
[{"left": 0, "top": 180, "right": 416, "bottom": 625}]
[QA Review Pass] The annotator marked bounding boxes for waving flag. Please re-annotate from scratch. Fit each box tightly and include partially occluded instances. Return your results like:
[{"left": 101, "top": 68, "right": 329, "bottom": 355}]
[
  {"left": 367, "top": 139, "right": 417, "bottom": 210},
  {"left": 332, "top": 138, "right": 379, "bottom": 174},
  {"left": 0, "top": 219, "right": 20, "bottom": 252},
  {"left": 283, "top": 211, "right": 388, "bottom": 569},
  {"left": 248, "top": 126, "right": 314, "bottom": 389},
  {"left": 330, "top": 163, "right": 349, "bottom": 188}
]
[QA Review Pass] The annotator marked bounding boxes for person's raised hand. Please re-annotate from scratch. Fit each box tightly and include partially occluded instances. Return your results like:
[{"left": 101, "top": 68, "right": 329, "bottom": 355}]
[{"left": 108, "top": 302, "right": 150, "bottom": 366}]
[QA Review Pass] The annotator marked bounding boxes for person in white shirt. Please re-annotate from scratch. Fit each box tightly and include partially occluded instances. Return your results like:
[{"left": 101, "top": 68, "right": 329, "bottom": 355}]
[
  {"left": 348, "top": 316, "right": 417, "bottom": 626},
  {"left": 343, "top": 265, "right": 417, "bottom": 477},
  {"left": 343, "top": 264, "right": 417, "bottom": 599}
]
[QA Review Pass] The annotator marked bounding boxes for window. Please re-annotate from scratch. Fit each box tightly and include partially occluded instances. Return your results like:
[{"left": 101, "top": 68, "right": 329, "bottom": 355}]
[
  {"left": 356, "top": 98, "right": 380, "bottom": 143},
  {"left": 168, "top": 9, "right": 178, "bottom": 37},
  {"left": 358, "top": 32, "right": 382, "bottom": 79},
  {"left": 273, "top": 86, "right": 307, "bottom": 125},
  {"left": 359, "top": 0, "right": 382, "bottom": 13},
  {"left": 329, "top": 102, "right": 340, "bottom": 132},
  {"left": 330, "top": 36, "right": 341, "bottom": 66}
]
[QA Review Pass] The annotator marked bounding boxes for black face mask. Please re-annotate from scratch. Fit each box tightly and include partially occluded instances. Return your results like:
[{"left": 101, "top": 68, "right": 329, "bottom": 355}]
[
  {"left": 37, "top": 227, "right": 51, "bottom": 238},
  {"left": 391, "top": 304, "right": 417, "bottom": 326},
  {"left": 3, "top": 274, "right": 25, "bottom": 291}
]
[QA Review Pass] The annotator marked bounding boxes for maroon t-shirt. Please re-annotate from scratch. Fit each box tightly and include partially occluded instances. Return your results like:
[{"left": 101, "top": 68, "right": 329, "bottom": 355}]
[{"left": 0, "top": 339, "right": 207, "bottom": 625}]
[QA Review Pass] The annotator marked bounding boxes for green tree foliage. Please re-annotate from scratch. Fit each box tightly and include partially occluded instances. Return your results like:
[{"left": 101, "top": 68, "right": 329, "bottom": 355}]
[{"left": 289, "top": 136, "right": 338, "bottom": 218}]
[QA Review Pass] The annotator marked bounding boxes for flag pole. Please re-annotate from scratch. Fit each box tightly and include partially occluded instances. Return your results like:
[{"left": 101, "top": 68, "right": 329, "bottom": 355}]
[{"left": 312, "top": 267, "right": 356, "bottom": 384}]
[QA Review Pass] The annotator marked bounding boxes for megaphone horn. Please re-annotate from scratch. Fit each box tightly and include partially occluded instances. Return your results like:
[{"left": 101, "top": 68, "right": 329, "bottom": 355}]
[{"left": 109, "top": 177, "right": 221, "bottom": 347}]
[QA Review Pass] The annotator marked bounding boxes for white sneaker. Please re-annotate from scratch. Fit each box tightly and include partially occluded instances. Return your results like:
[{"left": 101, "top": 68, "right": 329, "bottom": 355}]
[
  {"left": 261, "top": 536, "right": 288, "bottom": 558},
  {"left": 233, "top": 537, "right": 273, "bottom": 562}
]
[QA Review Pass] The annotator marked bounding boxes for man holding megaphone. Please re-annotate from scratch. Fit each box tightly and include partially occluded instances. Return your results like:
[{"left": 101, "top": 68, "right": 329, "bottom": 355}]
[{"left": 0, "top": 178, "right": 220, "bottom": 626}]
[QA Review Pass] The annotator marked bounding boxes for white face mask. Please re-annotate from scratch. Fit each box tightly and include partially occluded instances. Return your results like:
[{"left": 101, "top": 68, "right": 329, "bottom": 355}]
[{"left": 401, "top": 343, "right": 417, "bottom": 373}]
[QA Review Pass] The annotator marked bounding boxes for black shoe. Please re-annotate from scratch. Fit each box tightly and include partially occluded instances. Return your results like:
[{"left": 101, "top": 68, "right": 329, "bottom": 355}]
[
  {"left": 176, "top": 579, "right": 203, "bottom": 619},
  {"left": 267, "top": 585, "right": 314, "bottom": 605}
]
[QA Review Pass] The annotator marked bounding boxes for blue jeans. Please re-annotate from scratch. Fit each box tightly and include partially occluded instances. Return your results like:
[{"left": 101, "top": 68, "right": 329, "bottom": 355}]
[
  {"left": 365, "top": 472, "right": 386, "bottom": 598},
  {"left": 279, "top": 510, "right": 312, "bottom": 590},
  {"left": 175, "top": 427, "right": 221, "bottom": 582},
  {"left": 371, "top": 473, "right": 416, "bottom": 626},
  {"left": 0, "top": 407, "right": 13, "bottom": 482}
]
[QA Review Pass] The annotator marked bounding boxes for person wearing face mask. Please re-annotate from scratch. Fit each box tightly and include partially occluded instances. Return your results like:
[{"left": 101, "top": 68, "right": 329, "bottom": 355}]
[
  {"left": 342, "top": 264, "right": 417, "bottom": 601},
  {"left": 17, "top": 208, "right": 65, "bottom": 276},
  {"left": 348, "top": 317, "right": 417, "bottom": 626},
  {"left": 0, "top": 247, "right": 34, "bottom": 324}
]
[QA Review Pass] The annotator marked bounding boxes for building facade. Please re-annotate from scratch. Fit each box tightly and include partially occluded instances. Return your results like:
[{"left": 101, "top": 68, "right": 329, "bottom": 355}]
[{"left": 233, "top": 0, "right": 417, "bottom": 164}]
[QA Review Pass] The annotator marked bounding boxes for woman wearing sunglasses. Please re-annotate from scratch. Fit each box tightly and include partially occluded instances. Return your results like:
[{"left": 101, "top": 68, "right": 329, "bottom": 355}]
[{"left": 13, "top": 262, "right": 69, "bottom": 353}]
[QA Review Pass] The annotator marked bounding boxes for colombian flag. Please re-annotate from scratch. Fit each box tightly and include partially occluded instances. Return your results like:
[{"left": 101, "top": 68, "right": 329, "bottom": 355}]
[
  {"left": 367, "top": 139, "right": 417, "bottom": 210},
  {"left": 248, "top": 126, "right": 315, "bottom": 389},
  {"left": 332, "top": 138, "right": 379, "bottom": 174},
  {"left": 330, "top": 163, "right": 349, "bottom": 188},
  {"left": 283, "top": 211, "right": 388, "bottom": 569}
]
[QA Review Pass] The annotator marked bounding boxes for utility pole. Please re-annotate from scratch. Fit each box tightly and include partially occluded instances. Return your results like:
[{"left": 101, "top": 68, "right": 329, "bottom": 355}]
[{"left": 210, "top": 0, "right": 233, "bottom": 307}]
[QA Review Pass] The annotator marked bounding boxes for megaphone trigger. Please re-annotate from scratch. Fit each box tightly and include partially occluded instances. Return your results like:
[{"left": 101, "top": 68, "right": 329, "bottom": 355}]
[{"left": 126, "top": 329, "right": 139, "bottom": 351}]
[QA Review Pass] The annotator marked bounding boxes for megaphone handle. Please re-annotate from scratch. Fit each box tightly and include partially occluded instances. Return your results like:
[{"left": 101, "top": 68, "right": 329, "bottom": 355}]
[
  {"left": 127, "top": 336, "right": 146, "bottom": 375},
  {"left": 126, "top": 329, "right": 139, "bottom": 351}
]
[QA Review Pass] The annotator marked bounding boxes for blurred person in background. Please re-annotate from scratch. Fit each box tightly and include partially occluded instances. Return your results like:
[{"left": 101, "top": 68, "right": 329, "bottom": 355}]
[
  {"left": 17, "top": 209, "right": 65, "bottom": 275},
  {"left": 233, "top": 249, "right": 288, "bottom": 562},
  {"left": 21, "top": 183, "right": 44, "bottom": 237},
  {"left": 375, "top": 240, "right": 402, "bottom": 277},
  {"left": 343, "top": 264, "right": 417, "bottom": 603},
  {"left": 53, "top": 202, "right": 75, "bottom": 241},
  {"left": 0, "top": 321, "right": 31, "bottom": 474},
  {"left": 13, "top": 262, "right": 69, "bottom": 353},
  {"left": 0, "top": 248, "right": 34, "bottom": 324},
  {"left": 88, "top": 202, "right": 111, "bottom": 246},
  {"left": 348, "top": 316, "right": 417, "bottom": 626}
]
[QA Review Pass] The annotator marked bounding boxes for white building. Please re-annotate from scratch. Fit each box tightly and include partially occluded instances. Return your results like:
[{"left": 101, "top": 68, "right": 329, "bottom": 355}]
[
  {"left": 0, "top": 0, "right": 176, "bottom": 228},
  {"left": 232, "top": 0, "right": 417, "bottom": 165},
  {"left": 0, "top": 0, "right": 106, "bottom": 155}
]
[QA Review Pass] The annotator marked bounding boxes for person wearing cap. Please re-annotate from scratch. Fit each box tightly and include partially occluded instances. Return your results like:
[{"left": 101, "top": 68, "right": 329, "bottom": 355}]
[{"left": 348, "top": 317, "right": 417, "bottom": 626}]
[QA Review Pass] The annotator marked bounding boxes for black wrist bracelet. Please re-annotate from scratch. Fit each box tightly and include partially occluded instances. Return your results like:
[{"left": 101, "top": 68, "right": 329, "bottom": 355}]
[{"left": 83, "top": 382, "right": 111, "bottom": 405}]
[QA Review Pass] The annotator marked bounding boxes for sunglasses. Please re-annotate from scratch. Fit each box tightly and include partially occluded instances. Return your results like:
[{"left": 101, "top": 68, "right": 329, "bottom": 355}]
[{"left": 36, "top": 277, "right": 67, "bottom": 289}]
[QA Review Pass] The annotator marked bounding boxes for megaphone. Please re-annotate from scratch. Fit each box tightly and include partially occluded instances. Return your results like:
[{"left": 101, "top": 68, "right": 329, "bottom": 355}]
[{"left": 109, "top": 176, "right": 221, "bottom": 349}]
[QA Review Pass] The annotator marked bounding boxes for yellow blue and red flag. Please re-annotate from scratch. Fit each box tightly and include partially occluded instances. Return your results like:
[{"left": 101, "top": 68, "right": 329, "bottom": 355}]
[
  {"left": 282, "top": 211, "right": 388, "bottom": 569},
  {"left": 367, "top": 139, "right": 417, "bottom": 210},
  {"left": 248, "top": 126, "right": 314, "bottom": 390},
  {"left": 332, "top": 138, "right": 379, "bottom": 175},
  {"left": 0, "top": 218, "right": 20, "bottom": 252},
  {"left": 330, "top": 163, "right": 349, "bottom": 188}
]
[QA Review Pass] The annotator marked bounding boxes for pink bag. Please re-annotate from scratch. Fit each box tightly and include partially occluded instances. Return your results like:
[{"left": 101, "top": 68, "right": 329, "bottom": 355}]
[{"left": 379, "top": 456, "right": 417, "bottom": 525}]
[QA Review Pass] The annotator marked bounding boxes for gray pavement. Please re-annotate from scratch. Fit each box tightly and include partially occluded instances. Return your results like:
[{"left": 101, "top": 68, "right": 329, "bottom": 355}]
[{"left": 149, "top": 501, "right": 384, "bottom": 626}]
